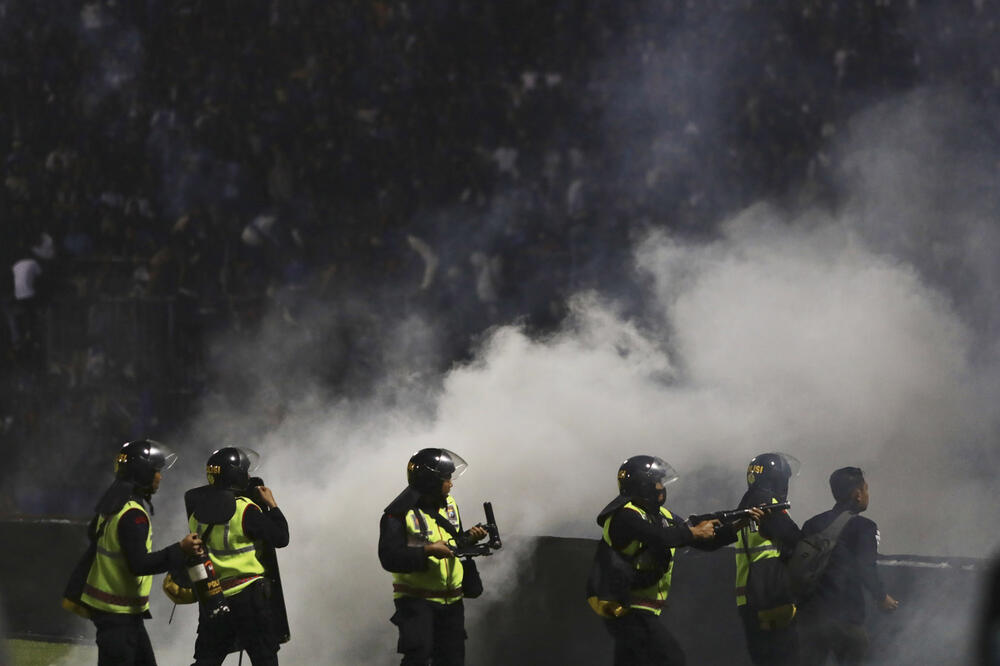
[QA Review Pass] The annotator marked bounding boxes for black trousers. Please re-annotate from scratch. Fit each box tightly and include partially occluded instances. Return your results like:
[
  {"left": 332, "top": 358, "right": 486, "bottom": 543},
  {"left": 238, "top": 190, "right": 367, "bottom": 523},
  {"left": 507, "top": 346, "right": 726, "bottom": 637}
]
[
  {"left": 603, "top": 609, "right": 686, "bottom": 666},
  {"left": 797, "top": 610, "right": 869, "bottom": 665},
  {"left": 92, "top": 611, "right": 156, "bottom": 666},
  {"left": 191, "top": 580, "right": 279, "bottom": 666},
  {"left": 390, "top": 597, "right": 466, "bottom": 666},
  {"left": 738, "top": 605, "right": 800, "bottom": 666}
]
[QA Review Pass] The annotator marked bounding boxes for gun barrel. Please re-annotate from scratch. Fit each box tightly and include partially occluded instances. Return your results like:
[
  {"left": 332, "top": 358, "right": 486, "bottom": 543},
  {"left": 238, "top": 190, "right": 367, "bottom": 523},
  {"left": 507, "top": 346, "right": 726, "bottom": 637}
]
[
  {"left": 484, "top": 501, "right": 496, "bottom": 525},
  {"left": 688, "top": 501, "right": 790, "bottom": 526}
]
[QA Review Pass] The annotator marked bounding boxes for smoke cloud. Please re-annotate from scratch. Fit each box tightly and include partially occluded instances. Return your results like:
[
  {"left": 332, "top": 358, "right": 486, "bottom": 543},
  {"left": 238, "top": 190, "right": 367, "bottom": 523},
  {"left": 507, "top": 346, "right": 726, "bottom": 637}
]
[
  {"left": 53, "top": 3, "right": 998, "bottom": 661},
  {"left": 135, "top": 88, "right": 1000, "bottom": 661}
]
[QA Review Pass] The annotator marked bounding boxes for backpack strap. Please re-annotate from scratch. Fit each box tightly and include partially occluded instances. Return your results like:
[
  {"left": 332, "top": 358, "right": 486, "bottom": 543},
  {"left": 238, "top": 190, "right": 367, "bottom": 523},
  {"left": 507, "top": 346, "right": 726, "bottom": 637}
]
[
  {"left": 428, "top": 510, "right": 461, "bottom": 539},
  {"left": 199, "top": 524, "right": 216, "bottom": 551},
  {"left": 820, "top": 509, "right": 854, "bottom": 543},
  {"left": 90, "top": 513, "right": 109, "bottom": 541}
]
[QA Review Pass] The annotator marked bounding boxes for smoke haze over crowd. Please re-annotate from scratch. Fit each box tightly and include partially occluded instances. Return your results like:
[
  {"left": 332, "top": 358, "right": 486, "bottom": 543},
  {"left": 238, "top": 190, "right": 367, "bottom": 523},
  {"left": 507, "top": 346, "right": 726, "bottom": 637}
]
[{"left": 124, "top": 86, "right": 1000, "bottom": 664}]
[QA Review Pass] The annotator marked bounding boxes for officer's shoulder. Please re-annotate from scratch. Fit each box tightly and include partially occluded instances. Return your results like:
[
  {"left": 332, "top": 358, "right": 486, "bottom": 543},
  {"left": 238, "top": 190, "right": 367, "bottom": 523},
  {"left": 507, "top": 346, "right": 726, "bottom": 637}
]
[
  {"left": 385, "top": 486, "right": 420, "bottom": 516},
  {"left": 596, "top": 495, "right": 631, "bottom": 525},
  {"left": 120, "top": 504, "right": 150, "bottom": 522},
  {"left": 239, "top": 496, "right": 263, "bottom": 512}
]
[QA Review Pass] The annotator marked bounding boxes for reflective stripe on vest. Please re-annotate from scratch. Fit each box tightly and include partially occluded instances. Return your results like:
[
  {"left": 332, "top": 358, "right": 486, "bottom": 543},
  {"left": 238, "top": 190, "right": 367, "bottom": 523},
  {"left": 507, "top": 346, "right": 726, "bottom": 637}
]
[
  {"left": 391, "top": 495, "right": 464, "bottom": 605},
  {"left": 735, "top": 496, "right": 782, "bottom": 606},
  {"left": 191, "top": 496, "right": 265, "bottom": 598},
  {"left": 81, "top": 500, "right": 152, "bottom": 614},
  {"left": 602, "top": 502, "right": 676, "bottom": 616}
]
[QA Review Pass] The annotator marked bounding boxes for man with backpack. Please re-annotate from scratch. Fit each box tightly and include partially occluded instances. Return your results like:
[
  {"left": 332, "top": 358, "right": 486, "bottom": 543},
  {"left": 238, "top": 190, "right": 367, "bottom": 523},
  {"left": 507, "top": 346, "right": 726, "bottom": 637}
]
[{"left": 796, "top": 467, "right": 899, "bottom": 665}]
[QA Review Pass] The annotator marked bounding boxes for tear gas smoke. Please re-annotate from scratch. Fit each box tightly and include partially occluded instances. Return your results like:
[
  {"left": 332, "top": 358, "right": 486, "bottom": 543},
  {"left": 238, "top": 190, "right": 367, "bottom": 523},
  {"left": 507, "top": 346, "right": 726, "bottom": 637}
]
[{"left": 139, "top": 92, "right": 1000, "bottom": 661}]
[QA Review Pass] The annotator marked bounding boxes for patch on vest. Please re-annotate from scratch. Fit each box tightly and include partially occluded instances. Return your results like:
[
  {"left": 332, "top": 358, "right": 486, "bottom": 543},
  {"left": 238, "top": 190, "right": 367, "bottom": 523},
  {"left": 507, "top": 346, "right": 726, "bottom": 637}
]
[{"left": 446, "top": 505, "right": 458, "bottom": 526}]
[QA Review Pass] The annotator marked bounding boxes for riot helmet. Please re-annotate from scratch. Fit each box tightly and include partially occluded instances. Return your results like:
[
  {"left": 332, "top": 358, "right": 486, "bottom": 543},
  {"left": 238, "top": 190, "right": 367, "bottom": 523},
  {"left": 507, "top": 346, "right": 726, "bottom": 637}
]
[
  {"left": 746, "top": 452, "right": 801, "bottom": 500},
  {"left": 114, "top": 439, "right": 177, "bottom": 491},
  {"left": 206, "top": 447, "right": 260, "bottom": 491},
  {"left": 617, "top": 456, "right": 679, "bottom": 508},
  {"left": 407, "top": 448, "right": 467, "bottom": 494}
]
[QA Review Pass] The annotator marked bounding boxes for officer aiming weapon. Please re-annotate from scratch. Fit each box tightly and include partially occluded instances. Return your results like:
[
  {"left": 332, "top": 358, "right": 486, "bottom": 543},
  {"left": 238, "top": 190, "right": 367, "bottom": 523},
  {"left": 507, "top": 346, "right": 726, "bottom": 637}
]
[
  {"left": 688, "top": 501, "right": 791, "bottom": 529},
  {"left": 452, "top": 501, "right": 503, "bottom": 558}
]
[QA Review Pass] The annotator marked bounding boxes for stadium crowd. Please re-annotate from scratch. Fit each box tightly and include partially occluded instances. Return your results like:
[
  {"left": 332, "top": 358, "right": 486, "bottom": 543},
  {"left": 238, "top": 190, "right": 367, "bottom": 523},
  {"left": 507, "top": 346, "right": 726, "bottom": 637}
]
[{"left": 1, "top": 0, "right": 998, "bottom": 512}]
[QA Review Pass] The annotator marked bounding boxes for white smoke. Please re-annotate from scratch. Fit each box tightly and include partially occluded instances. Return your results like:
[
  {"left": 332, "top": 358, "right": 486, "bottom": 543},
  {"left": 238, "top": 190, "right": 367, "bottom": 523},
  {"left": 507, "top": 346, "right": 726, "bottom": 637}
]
[
  {"left": 145, "top": 192, "right": 998, "bottom": 663},
  {"left": 119, "top": 61, "right": 1000, "bottom": 666}
]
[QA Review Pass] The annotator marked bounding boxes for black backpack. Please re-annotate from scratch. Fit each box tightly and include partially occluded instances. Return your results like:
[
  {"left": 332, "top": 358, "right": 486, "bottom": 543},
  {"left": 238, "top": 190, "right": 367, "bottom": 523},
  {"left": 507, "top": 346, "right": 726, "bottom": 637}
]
[
  {"left": 586, "top": 538, "right": 638, "bottom": 618},
  {"left": 62, "top": 516, "right": 104, "bottom": 619},
  {"left": 786, "top": 510, "right": 853, "bottom": 600},
  {"left": 585, "top": 507, "right": 670, "bottom": 618}
]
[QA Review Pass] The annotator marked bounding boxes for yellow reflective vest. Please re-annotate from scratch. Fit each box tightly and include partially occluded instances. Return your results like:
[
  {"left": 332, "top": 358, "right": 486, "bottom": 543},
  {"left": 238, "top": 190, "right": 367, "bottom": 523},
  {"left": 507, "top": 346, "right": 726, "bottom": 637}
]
[
  {"left": 734, "top": 496, "right": 796, "bottom": 629},
  {"left": 190, "top": 496, "right": 265, "bottom": 597},
  {"left": 602, "top": 502, "right": 675, "bottom": 616},
  {"left": 81, "top": 500, "right": 153, "bottom": 614},
  {"left": 734, "top": 496, "right": 783, "bottom": 607},
  {"left": 392, "top": 495, "right": 464, "bottom": 605}
]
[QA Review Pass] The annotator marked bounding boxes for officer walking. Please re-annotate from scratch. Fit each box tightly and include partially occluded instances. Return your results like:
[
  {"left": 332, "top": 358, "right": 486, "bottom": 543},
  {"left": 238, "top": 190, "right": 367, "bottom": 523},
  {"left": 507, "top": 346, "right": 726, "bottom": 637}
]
[
  {"left": 186, "top": 447, "right": 289, "bottom": 666},
  {"left": 797, "top": 467, "right": 898, "bottom": 665},
  {"left": 63, "top": 439, "right": 203, "bottom": 665},
  {"left": 378, "top": 448, "right": 488, "bottom": 666},
  {"left": 734, "top": 452, "right": 803, "bottom": 666},
  {"left": 595, "top": 455, "right": 737, "bottom": 666}
]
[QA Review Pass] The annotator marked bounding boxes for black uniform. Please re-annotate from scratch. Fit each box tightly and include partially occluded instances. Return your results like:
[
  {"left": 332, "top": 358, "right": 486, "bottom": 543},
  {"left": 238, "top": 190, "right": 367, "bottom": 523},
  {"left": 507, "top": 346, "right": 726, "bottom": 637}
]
[
  {"left": 602, "top": 499, "right": 737, "bottom": 666},
  {"left": 736, "top": 487, "right": 802, "bottom": 666},
  {"left": 378, "top": 489, "right": 467, "bottom": 666},
  {"left": 188, "top": 489, "right": 289, "bottom": 666},
  {"left": 797, "top": 506, "right": 886, "bottom": 665}
]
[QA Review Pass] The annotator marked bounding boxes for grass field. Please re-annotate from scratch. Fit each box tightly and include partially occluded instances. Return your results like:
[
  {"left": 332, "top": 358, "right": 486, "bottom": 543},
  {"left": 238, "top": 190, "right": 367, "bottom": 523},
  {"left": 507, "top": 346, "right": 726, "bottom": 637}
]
[{"left": 6, "top": 639, "right": 95, "bottom": 666}]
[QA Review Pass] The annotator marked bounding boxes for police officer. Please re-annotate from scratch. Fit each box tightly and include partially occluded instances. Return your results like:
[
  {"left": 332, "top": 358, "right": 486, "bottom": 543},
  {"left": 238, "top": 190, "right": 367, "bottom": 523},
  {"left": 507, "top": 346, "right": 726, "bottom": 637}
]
[
  {"left": 734, "top": 452, "right": 803, "bottom": 666},
  {"left": 186, "top": 447, "right": 289, "bottom": 666},
  {"left": 378, "top": 448, "right": 488, "bottom": 666},
  {"left": 68, "top": 439, "right": 203, "bottom": 665},
  {"left": 597, "top": 455, "right": 736, "bottom": 666}
]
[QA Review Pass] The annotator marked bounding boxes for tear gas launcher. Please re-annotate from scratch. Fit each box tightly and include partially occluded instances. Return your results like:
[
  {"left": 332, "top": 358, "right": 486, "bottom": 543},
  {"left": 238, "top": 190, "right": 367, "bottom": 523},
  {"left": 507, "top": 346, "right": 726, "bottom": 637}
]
[
  {"left": 451, "top": 501, "right": 503, "bottom": 558},
  {"left": 687, "top": 501, "right": 791, "bottom": 528}
]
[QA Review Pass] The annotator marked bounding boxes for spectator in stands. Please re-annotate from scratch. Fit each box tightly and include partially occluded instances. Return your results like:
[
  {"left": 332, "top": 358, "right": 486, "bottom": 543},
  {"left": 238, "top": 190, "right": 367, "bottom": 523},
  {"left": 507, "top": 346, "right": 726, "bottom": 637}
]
[{"left": 6, "top": 233, "right": 54, "bottom": 367}]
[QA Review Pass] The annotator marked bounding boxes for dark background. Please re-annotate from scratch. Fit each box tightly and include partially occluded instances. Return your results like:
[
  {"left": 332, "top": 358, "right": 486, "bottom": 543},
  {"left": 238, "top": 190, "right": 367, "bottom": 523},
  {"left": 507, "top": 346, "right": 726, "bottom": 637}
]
[{"left": 3, "top": 0, "right": 999, "bottom": 514}]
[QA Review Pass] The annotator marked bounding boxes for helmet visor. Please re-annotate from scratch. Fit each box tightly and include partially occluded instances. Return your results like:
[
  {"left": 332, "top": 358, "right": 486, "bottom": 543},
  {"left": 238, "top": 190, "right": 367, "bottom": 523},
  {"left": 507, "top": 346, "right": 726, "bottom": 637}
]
[
  {"left": 147, "top": 440, "right": 178, "bottom": 472},
  {"left": 776, "top": 452, "right": 802, "bottom": 477},
  {"left": 648, "top": 457, "right": 679, "bottom": 486},
  {"left": 238, "top": 448, "right": 262, "bottom": 473},
  {"left": 437, "top": 449, "right": 468, "bottom": 480}
]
